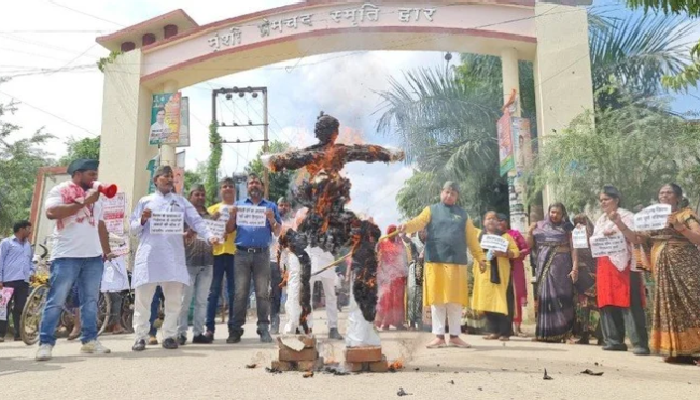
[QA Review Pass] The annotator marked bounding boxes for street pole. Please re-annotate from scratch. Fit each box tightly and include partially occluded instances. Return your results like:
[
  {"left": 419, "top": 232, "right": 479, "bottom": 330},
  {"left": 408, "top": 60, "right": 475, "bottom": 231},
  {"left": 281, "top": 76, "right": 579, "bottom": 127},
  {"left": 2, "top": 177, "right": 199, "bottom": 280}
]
[{"left": 262, "top": 87, "right": 269, "bottom": 199}]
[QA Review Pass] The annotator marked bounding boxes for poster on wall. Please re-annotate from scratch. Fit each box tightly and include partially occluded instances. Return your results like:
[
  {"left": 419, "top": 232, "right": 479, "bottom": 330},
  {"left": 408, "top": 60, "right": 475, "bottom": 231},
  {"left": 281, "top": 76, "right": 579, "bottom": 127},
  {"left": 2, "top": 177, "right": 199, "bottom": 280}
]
[
  {"left": 175, "top": 97, "right": 190, "bottom": 147},
  {"left": 149, "top": 92, "right": 182, "bottom": 145},
  {"left": 512, "top": 117, "right": 532, "bottom": 176},
  {"left": 497, "top": 110, "right": 514, "bottom": 176}
]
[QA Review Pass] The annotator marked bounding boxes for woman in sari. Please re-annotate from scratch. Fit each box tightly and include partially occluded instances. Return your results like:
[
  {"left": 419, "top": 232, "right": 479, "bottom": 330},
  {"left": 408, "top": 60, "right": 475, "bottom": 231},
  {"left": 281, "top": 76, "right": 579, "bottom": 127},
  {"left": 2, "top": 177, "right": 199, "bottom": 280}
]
[
  {"left": 572, "top": 214, "right": 600, "bottom": 345},
  {"left": 472, "top": 212, "right": 520, "bottom": 341},
  {"left": 496, "top": 214, "right": 530, "bottom": 337},
  {"left": 528, "top": 203, "right": 577, "bottom": 342},
  {"left": 594, "top": 185, "right": 649, "bottom": 355},
  {"left": 611, "top": 184, "right": 700, "bottom": 364}
]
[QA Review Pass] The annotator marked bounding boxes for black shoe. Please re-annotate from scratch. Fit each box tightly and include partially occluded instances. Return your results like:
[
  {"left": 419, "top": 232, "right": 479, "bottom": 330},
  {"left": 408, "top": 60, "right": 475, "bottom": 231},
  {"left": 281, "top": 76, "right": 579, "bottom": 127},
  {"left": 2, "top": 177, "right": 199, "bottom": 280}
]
[
  {"left": 132, "top": 339, "right": 146, "bottom": 351},
  {"left": 162, "top": 338, "right": 179, "bottom": 349},
  {"left": 270, "top": 325, "right": 280, "bottom": 335},
  {"left": 602, "top": 344, "right": 627, "bottom": 351},
  {"left": 329, "top": 328, "right": 344, "bottom": 340},
  {"left": 633, "top": 347, "right": 650, "bottom": 355},
  {"left": 260, "top": 329, "right": 273, "bottom": 343},
  {"left": 193, "top": 334, "right": 213, "bottom": 344},
  {"left": 177, "top": 335, "right": 187, "bottom": 346},
  {"left": 226, "top": 331, "right": 241, "bottom": 344}
]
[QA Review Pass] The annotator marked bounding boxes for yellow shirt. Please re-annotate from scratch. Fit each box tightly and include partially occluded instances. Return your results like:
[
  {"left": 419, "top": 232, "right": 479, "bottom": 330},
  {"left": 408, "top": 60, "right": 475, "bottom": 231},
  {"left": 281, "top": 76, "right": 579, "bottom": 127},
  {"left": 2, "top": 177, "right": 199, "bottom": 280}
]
[{"left": 208, "top": 203, "right": 237, "bottom": 256}]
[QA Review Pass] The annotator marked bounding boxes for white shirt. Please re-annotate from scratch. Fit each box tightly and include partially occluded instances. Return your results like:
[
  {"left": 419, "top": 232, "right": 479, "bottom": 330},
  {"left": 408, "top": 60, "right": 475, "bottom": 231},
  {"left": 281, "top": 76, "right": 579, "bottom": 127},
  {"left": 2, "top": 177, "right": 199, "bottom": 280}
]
[
  {"left": 129, "top": 191, "right": 213, "bottom": 288},
  {"left": 306, "top": 246, "right": 336, "bottom": 279},
  {"left": 44, "top": 182, "right": 104, "bottom": 260}
]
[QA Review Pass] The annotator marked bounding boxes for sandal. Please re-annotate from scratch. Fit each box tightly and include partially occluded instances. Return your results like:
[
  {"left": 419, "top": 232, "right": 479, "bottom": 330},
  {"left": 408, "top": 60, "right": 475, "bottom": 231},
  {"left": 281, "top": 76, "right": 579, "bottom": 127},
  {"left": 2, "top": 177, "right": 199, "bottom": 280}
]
[
  {"left": 426, "top": 338, "right": 447, "bottom": 349},
  {"left": 67, "top": 331, "right": 80, "bottom": 341},
  {"left": 449, "top": 338, "right": 473, "bottom": 348}
]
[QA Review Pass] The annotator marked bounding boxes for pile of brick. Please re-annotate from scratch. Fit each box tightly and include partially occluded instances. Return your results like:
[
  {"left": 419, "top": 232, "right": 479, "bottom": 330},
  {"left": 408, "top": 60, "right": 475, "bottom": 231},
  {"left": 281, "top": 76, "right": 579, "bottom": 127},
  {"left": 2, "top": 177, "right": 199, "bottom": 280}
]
[
  {"left": 344, "top": 346, "right": 389, "bottom": 373},
  {"left": 271, "top": 336, "right": 324, "bottom": 372}
]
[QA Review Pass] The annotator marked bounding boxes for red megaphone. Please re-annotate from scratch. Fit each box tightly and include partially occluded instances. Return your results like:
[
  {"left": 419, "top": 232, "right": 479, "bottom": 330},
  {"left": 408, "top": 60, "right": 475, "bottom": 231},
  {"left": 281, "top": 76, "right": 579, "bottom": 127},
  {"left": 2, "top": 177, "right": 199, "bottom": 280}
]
[{"left": 93, "top": 182, "right": 117, "bottom": 199}]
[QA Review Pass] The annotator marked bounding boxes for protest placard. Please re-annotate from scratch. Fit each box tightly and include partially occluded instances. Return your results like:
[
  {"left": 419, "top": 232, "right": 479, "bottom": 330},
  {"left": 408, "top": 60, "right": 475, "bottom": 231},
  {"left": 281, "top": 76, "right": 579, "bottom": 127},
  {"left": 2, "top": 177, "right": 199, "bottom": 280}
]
[
  {"left": 150, "top": 212, "right": 184, "bottom": 235},
  {"left": 572, "top": 227, "right": 589, "bottom": 249},
  {"left": 102, "top": 192, "right": 126, "bottom": 235},
  {"left": 590, "top": 233, "right": 627, "bottom": 258},
  {"left": 236, "top": 206, "right": 267, "bottom": 227},
  {"left": 633, "top": 204, "right": 672, "bottom": 231},
  {"left": 479, "top": 234, "right": 509, "bottom": 252},
  {"left": 198, "top": 219, "right": 227, "bottom": 241}
]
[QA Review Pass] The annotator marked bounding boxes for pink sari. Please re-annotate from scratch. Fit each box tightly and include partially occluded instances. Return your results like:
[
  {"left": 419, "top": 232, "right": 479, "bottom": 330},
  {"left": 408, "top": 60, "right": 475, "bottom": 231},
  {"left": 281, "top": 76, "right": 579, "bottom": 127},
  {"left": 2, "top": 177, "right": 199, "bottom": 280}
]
[{"left": 508, "top": 229, "right": 531, "bottom": 324}]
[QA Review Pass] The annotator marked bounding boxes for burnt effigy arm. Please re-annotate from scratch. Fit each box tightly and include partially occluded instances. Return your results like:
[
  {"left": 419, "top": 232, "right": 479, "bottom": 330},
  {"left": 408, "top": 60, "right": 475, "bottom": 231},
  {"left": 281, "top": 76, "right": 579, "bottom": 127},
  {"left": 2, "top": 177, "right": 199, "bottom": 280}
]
[
  {"left": 260, "top": 150, "right": 318, "bottom": 172},
  {"left": 345, "top": 144, "right": 405, "bottom": 164}
]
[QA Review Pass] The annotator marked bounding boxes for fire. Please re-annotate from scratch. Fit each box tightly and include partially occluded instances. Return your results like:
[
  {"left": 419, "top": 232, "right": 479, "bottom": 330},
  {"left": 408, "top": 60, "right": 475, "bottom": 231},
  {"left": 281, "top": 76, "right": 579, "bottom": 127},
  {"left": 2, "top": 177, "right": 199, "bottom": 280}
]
[{"left": 389, "top": 358, "right": 405, "bottom": 372}]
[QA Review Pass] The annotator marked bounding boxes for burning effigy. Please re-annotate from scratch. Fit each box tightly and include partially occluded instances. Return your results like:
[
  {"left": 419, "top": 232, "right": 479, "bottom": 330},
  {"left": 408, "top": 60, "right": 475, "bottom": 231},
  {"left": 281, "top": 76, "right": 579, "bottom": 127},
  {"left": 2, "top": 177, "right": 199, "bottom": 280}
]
[{"left": 262, "top": 112, "right": 404, "bottom": 346}]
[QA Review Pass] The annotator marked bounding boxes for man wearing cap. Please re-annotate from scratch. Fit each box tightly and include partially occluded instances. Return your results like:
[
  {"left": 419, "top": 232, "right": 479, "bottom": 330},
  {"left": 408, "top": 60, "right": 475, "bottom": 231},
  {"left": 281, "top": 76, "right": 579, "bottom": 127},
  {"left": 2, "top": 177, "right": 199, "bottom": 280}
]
[
  {"left": 129, "top": 166, "right": 219, "bottom": 351},
  {"left": 398, "top": 181, "right": 486, "bottom": 349},
  {"left": 227, "top": 173, "right": 282, "bottom": 343},
  {"left": 36, "top": 159, "right": 114, "bottom": 361}
]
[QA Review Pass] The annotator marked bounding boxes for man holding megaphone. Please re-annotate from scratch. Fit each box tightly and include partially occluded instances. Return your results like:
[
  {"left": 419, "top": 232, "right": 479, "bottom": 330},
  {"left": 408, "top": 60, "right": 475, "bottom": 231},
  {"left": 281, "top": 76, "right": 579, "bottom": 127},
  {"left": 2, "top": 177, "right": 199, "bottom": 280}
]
[{"left": 36, "top": 158, "right": 116, "bottom": 361}]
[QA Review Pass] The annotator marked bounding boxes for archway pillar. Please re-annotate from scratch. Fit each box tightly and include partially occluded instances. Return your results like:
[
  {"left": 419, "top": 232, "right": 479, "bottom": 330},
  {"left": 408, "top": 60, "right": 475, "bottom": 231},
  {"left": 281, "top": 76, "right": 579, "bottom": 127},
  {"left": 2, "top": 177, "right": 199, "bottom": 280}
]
[{"left": 533, "top": 2, "right": 595, "bottom": 210}]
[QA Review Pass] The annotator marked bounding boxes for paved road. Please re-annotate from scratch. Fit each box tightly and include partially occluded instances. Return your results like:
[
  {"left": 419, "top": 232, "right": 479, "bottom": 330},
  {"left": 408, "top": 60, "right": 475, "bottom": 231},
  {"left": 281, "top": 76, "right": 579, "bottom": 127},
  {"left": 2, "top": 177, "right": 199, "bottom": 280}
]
[{"left": 1, "top": 311, "right": 698, "bottom": 400}]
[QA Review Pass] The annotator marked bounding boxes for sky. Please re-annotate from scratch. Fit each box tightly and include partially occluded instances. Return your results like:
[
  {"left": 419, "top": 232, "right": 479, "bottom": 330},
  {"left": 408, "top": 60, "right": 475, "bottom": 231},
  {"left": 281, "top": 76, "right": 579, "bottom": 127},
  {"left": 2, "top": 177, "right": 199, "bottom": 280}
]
[{"left": 1, "top": 0, "right": 699, "bottom": 231}]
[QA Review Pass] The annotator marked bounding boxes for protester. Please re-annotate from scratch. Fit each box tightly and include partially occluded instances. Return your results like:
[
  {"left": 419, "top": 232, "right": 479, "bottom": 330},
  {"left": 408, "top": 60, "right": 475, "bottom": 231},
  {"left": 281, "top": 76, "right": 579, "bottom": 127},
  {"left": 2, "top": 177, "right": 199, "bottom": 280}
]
[
  {"left": 472, "top": 212, "right": 520, "bottom": 341},
  {"left": 0, "top": 221, "right": 33, "bottom": 342},
  {"left": 228, "top": 173, "right": 282, "bottom": 344},
  {"left": 148, "top": 286, "right": 163, "bottom": 345},
  {"left": 129, "top": 166, "right": 218, "bottom": 351},
  {"left": 36, "top": 159, "right": 114, "bottom": 361},
  {"left": 178, "top": 185, "right": 229, "bottom": 345},
  {"left": 611, "top": 184, "right": 700, "bottom": 363},
  {"left": 375, "top": 225, "right": 408, "bottom": 331},
  {"left": 278, "top": 229, "right": 302, "bottom": 335},
  {"left": 572, "top": 214, "right": 600, "bottom": 345},
  {"left": 404, "top": 231, "right": 423, "bottom": 331},
  {"left": 496, "top": 214, "right": 530, "bottom": 337},
  {"left": 269, "top": 197, "right": 293, "bottom": 335},
  {"left": 398, "top": 181, "right": 486, "bottom": 349},
  {"left": 593, "top": 185, "right": 649, "bottom": 355},
  {"left": 528, "top": 202, "right": 577, "bottom": 343}
]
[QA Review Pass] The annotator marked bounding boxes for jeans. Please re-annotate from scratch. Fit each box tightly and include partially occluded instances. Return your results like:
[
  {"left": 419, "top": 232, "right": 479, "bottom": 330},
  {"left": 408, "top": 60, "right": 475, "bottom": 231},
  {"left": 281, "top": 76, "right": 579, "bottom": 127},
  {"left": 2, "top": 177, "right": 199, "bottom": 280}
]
[
  {"left": 0, "top": 280, "right": 29, "bottom": 338},
  {"left": 206, "top": 254, "right": 235, "bottom": 333},
  {"left": 270, "top": 262, "right": 282, "bottom": 330},
  {"left": 179, "top": 266, "right": 213, "bottom": 337},
  {"left": 149, "top": 286, "right": 163, "bottom": 337},
  {"left": 39, "top": 256, "right": 103, "bottom": 346},
  {"left": 107, "top": 292, "right": 123, "bottom": 327},
  {"left": 232, "top": 250, "right": 270, "bottom": 333}
]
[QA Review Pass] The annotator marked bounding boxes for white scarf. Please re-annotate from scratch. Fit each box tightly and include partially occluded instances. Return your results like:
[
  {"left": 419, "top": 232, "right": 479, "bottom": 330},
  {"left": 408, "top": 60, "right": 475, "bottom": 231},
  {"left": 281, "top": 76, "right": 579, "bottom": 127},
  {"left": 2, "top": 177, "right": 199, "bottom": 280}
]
[{"left": 593, "top": 208, "right": 634, "bottom": 272}]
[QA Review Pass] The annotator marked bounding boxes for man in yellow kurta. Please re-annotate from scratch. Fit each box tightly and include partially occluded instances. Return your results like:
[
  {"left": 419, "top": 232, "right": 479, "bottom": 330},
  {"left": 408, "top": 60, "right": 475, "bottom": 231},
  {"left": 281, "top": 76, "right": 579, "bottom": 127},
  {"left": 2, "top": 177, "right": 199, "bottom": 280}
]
[{"left": 398, "top": 182, "right": 486, "bottom": 349}]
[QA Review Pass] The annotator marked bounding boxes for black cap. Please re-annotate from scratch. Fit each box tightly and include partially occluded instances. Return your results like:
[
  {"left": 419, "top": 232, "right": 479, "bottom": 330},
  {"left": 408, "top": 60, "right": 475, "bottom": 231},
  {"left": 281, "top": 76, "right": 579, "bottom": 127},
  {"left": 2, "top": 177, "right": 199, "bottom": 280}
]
[
  {"left": 153, "top": 165, "right": 173, "bottom": 179},
  {"left": 67, "top": 159, "right": 99, "bottom": 175}
]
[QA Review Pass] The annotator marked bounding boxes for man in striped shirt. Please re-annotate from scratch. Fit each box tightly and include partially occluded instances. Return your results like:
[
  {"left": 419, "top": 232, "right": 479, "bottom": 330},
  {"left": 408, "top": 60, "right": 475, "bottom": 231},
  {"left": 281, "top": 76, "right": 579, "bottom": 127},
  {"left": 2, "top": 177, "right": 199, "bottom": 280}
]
[{"left": 0, "top": 220, "right": 34, "bottom": 342}]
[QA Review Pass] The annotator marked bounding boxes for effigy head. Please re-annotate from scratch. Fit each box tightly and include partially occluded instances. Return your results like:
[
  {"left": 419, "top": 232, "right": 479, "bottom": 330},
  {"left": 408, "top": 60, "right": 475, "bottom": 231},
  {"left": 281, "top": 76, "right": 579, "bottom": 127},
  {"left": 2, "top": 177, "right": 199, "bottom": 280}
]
[{"left": 314, "top": 111, "right": 339, "bottom": 144}]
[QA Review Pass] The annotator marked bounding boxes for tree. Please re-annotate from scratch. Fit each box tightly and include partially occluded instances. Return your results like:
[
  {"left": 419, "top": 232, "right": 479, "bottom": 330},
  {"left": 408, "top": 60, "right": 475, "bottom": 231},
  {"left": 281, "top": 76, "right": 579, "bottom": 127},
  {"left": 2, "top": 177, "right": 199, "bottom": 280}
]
[
  {"left": 58, "top": 136, "right": 100, "bottom": 165},
  {"left": 527, "top": 86, "right": 700, "bottom": 213},
  {"left": 206, "top": 123, "right": 223, "bottom": 205},
  {"left": 183, "top": 161, "right": 208, "bottom": 196},
  {"left": 0, "top": 80, "right": 55, "bottom": 234},
  {"left": 626, "top": 0, "right": 700, "bottom": 90},
  {"left": 245, "top": 140, "right": 292, "bottom": 203}
]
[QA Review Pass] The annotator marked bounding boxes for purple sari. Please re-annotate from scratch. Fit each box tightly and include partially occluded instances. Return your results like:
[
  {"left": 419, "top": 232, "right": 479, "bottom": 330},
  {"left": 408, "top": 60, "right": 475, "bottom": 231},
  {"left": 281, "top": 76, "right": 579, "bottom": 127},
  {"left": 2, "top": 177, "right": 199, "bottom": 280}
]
[{"left": 532, "top": 220, "right": 575, "bottom": 342}]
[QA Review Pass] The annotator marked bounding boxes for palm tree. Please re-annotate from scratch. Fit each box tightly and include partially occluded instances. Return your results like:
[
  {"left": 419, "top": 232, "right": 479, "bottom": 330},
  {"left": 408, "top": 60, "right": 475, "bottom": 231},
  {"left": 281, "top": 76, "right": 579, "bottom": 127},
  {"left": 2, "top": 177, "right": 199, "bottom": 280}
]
[{"left": 376, "top": 11, "right": 696, "bottom": 218}]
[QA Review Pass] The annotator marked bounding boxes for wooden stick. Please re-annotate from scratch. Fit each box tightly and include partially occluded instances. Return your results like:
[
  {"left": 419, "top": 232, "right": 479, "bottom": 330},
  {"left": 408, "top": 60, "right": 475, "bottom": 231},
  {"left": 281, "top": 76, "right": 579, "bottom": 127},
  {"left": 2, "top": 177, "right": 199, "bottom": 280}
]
[{"left": 310, "top": 230, "right": 401, "bottom": 277}]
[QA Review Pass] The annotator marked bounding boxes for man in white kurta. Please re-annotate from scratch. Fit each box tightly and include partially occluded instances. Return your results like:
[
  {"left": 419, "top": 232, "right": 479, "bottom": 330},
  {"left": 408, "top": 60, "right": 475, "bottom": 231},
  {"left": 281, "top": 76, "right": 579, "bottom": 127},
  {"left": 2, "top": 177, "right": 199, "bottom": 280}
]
[
  {"left": 129, "top": 166, "right": 217, "bottom": 351},
  {"left": 307, "top": 246, "right": 343, "bottom": 340}
]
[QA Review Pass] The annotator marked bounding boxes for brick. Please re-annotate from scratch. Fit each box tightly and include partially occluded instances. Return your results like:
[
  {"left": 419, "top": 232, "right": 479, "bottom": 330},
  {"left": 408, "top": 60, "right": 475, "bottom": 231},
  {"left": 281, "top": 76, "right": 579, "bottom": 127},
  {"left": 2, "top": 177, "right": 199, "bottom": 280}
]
[
  {"left": 297, "top": 335, "right": 317, "bottom": 349},
  {"left": 270, "top": 361, "right": 294, "bottom": 372},
  {"left": 297, "top": 360, "right": 316, "bottom": 371},
  {"left": 345, "top": 362, "right": 365, "bottom": 373},
  {"left": 345, "top": 346, "right": 383, "bottom": 363},
  {"left": 368, "top": 356, "right": 389, "bottom": 373},
  {"left": 279, "top": 348, "right": 318, "bottom": 362}
]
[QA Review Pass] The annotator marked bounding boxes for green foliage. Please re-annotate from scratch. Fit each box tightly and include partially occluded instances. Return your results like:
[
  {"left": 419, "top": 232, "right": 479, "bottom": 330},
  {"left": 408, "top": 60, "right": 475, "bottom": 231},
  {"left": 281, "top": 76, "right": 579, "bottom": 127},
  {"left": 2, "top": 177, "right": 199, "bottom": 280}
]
[
  {"left": 97, "top": 51, "right": 123, "bottom": 73},
  {"left": 527, "top": 87, "right": 700, "bottom": 213},
  {"left": 626, "top": 0, "right": 700, "bottom": 16},
  {"left": 58, "top": 136, "right": 100, "bottom": 165},
  {"left": 183, "top": 161, "right": 208, "bottom": 198},
  {"left": 0, "top": 80, "right": 55, "bottom": 234},
  {"left": 206, "top": 123, "right": 223, "bottom": 205},
  {"left": 245, "top": 140, "right": 292, "bottom": 203}
]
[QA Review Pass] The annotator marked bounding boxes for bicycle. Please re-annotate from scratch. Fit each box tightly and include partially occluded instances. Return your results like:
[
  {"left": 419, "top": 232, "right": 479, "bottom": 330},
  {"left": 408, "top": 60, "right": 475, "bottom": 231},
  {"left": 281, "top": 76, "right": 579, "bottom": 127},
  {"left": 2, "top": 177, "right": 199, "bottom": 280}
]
[{"left": 20, "top": 245, "right": 111, "bottom": 345}]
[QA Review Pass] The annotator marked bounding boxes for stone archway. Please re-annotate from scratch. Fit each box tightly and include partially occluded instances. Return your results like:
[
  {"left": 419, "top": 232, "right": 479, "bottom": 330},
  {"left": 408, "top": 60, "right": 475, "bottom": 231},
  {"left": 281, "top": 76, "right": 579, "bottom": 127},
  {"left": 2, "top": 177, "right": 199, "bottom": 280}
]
[{"left": 96, "top": 0, "right": 593, "bottom": 213}]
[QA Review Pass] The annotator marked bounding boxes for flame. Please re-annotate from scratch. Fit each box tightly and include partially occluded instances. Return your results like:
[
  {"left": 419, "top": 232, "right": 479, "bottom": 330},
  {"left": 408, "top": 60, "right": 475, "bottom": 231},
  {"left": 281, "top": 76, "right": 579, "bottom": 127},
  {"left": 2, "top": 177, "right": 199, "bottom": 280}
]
[{"left": 389, "top": 358, "right": 405, "bottom": 371}]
